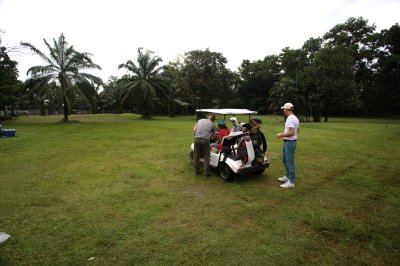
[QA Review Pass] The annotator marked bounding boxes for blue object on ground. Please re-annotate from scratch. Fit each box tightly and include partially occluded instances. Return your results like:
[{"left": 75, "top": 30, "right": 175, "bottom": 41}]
[{"left": 1, "top": 129, "right": 16, "bottom": 137}]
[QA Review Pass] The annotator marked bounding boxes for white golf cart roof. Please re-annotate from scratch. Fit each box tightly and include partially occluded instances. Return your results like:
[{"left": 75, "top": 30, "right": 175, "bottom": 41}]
[{"left": 196, "top": 109, "right": 257, "bottom": 115}]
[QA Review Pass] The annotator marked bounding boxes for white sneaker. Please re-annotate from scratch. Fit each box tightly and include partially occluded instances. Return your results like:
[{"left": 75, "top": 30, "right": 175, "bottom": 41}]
[
  {"left": 280, "top": 180, "right": 295, "bottom": 188},
  {"left": 278, "top": 176, "right": 289, "bottom": 182},
  {"left": 0, "top": 232, "right": 10, "bottom": 244}
]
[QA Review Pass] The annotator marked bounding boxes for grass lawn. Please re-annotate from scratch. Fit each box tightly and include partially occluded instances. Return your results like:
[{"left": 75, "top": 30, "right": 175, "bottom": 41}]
[{"left": 0, "top": 114, "right": 399, "bottom": 265}]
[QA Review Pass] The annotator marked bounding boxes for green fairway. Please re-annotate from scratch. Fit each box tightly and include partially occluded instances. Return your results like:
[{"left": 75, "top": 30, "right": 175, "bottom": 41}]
[{"left": 0, "top": 114, "right": 399, "bottom": 265}]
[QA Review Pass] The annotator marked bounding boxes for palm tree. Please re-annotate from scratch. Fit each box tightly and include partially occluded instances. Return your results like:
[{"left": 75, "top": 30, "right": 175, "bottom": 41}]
[
  {"left": 118, "top": 48, "right": 169, "bottom": 117},
  {"left": 21, "top": 33, "right": 102, "bottom": 121}
]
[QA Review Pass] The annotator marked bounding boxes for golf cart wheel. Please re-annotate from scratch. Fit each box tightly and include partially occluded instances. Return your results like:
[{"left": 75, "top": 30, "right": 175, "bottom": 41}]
[
  {"left": 220, "top": 164, "right": 235, "bottom": 182},
  {"left": 189, "top": 151, "right": 194, "bottom": 165}
]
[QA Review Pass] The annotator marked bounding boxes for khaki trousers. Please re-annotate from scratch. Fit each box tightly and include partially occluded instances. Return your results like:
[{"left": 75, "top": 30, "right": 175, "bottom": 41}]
[{"left": 194, "top": 137, "right": 210, "bottom": 175}]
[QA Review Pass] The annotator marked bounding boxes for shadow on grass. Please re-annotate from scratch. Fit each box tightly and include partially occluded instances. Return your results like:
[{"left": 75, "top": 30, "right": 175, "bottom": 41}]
[
  {"left": 209, "top": 171, "right": 266, "bottom": 184},
  {"left": 233, "top": 173, "right": 266, "bottom": 183},
  {"left": 55, "top": 119, "right": 80, "bottom": 124},
  {"left": 139, "top": 115, "right": 156, "bottom": 120}
]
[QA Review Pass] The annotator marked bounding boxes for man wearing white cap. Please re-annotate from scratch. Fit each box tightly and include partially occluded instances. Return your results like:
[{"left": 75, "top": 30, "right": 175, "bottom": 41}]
[
  {"left": 229, "top": 117, "right": 242, "bottom": 132},
  {"left": 276, "top": 103, "right": 299, "bottom": 188}
]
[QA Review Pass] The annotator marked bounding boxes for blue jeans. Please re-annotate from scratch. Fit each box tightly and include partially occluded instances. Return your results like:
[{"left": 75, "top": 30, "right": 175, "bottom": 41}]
[{"left": 283, "top": 140, "right": 297, "bottom": 183}]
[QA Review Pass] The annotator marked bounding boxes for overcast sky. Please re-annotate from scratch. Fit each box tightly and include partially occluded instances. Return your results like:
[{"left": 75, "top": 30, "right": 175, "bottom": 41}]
[{"left": 1, "top": 0, "right": 399, "bottom": 82}]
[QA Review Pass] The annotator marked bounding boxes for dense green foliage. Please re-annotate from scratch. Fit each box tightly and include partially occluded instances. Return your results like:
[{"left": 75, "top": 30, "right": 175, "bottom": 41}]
[
  {"left": 366, "top": 23, "right": 400, "bottom": 114},
  {"left": 0, "top": 114, "right": 399, "bottom": 264},
  {"left": 0, "top": 36, "right": 20, "bottom": 117},
  {"left": 2, "top": 17, "right": 399, "bottom": 119},
  {"left": 182, "top": 49, "right": 235, "bottom": 109}
]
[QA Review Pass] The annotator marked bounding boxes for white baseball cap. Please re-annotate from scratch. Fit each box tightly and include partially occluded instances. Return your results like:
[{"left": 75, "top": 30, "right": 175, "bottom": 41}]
[
  {"left": 229, "top": 117, "right": 238, "bottom": 122},
  {"left": 281, "top": 103, "right": 294, "bottom": 110}
]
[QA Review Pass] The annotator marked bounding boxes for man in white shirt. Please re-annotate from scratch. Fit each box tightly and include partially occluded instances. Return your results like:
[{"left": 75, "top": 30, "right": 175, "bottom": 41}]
[{"left": 276, "top": 103, "right": 299, "bottom": 188}]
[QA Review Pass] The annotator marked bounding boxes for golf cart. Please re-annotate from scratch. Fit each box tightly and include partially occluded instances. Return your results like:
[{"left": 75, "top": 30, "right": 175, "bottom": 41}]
[{"left": 190, "top": 109, "right": 269, "bottom": 181}]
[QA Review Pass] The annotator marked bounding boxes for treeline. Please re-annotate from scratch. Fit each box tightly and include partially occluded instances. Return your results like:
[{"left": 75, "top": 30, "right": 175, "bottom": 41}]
[{"left": 1, "top": 17, "right": 399, "bottom": 121}]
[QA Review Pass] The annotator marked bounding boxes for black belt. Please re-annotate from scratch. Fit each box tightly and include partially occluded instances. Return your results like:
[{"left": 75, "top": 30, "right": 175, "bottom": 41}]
[{"left": 284, "top": 139, "right": 297, "bottom": 142}]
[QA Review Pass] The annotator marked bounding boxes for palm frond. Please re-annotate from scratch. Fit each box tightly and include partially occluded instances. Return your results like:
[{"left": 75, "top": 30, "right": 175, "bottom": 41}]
[
  {"left": 45, "top": 38, "right": 61, "bottom": 67},
  {"left": 26, "top": 65, "right": 58, "bottom": 76},
  {"left": 76, "top": 72, "right": 103, "bottom": 85},
  {"left": 60, "top": 72, "right": 74, "bottom": 93},
  {"left": 24, "top": 76, "right": 54, "bottom": 94},
  {"left": 20, "top": 42, "right": 54, "bottom": 66}
]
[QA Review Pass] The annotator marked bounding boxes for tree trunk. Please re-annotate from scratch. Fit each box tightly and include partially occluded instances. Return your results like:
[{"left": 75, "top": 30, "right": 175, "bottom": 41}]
[
  {"left": 10, "top": 105, "right": 16, "bottom": 116},
  {"left": 61, "top": 80, "right": 69, "bottom": 121},
  {"left": 63, "top": 96, "right": 69, "bottom": 121},
  {"left": 323, "top": 102, "right": 329, "bottom": 122},
  {"left": 168, "top": 103, "right": 176, "bottom": 117},
  {"left": 40, "top": 104, "right": 46, "bottom": 116}
]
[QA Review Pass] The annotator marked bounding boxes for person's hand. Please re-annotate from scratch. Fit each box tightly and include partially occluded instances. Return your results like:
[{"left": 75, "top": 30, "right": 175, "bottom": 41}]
[{"left": 276, "top": 133, "right": 282, "bottom": 139}]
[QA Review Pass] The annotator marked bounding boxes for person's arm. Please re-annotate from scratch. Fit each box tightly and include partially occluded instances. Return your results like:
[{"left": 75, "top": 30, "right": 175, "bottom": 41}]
[
  {"left": 211, "top": 130, "right": 216, "bottom": 140},
  {"left": 276, "top": 127, "right": 294, "bottom": 139},
  {"left": 260, "top": 131, "right": 267, "bottom": 153}
]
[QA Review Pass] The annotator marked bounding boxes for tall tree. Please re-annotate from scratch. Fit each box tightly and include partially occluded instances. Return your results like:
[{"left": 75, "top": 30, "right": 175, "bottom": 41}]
[
  {"left": 278, "top": 48, "right": 308, "bottom": 116},
  {"left": 268, "top": 76, "right": 301, "bottom": 114},
  {"left": 302, "top": 37, "right": 323, "bottom": 64},
  {"left": 298, "top": 37, "right": 323, "bottom": 121},
  {"left": 268, "top": 39, "right": 322, "bottom": 120},
  {"left": 323, "top": 17, "right": 377, "bottom": 114},
  {"left": 162, "top": 63, "right": 190, "bottom": 117},
  {"left": 21, "top": 33, "right": 102, "bottom": 121},
  {"left": 118, "top": 48, "right": 169, "bottom": 117},
  {"left": 309, "top": 45, "right": 356, "bottom": 121},
  {"left": 324, "top": 17, "right": 376, "bottom": 49},
  {"left": 0, "top": 37, "right": 19, "bottom": 117},
  {"left": 182, "top": 49, "right": 234, "bottom": 109},
  {"left": 238, "top": 55, "right": 280, "bottom": 113},
  {"left": 367, "top": 23, "right": 400, "bottom": 114}
]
